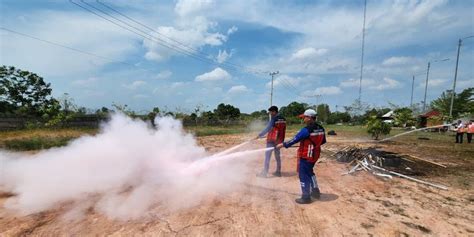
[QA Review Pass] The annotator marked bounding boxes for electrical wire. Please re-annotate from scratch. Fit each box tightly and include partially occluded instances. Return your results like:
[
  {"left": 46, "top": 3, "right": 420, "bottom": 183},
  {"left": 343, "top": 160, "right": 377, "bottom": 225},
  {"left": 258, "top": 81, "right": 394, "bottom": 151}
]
[
  {"left": 96, "top": 0, "right": 269, "bottom": 75},
  {"left": 72, "top": 0, "right": 266, "bottom": 75},
  {"left": 0, "top": 26, "right": 144, "bottom": 70}
]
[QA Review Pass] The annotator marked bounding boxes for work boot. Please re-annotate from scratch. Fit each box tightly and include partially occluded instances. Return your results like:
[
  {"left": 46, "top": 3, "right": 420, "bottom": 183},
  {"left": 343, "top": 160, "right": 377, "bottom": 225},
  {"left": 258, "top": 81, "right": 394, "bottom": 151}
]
[
  {"left": 272, "top": 171, "right": 281, "bottom": 177},
  {"left": 256, "top": 171, "right": 267, "bottom": 178},
  {"left": 311, "top": 188, "right": 321, "bottom": 199},
  {"left": 295, "top": 197, "right": 312, "bottom": 204}
]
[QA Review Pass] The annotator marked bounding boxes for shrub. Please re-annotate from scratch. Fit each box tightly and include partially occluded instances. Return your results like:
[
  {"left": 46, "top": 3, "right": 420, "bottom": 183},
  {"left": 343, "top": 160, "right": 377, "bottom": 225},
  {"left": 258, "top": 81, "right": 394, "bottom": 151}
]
[{"left": 367, "top": 115, "right": 391, "bottom": 140}]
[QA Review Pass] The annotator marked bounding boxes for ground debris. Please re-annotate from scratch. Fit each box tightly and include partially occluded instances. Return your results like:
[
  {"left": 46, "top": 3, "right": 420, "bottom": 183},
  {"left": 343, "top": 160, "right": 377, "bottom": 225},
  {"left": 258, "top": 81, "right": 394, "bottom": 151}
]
[{"left": 335, "top": 146, "right": 448, "bottom": 190}]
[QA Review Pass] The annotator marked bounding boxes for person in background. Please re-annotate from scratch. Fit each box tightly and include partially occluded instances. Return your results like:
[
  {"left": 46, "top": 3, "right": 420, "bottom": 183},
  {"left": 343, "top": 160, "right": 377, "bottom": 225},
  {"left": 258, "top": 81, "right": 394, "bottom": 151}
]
[
  {"left": 467, "top": 120, "right": 474, "bottom": 144},
  {"left": 255, "top": 106, "right": 286, "bottom": 177},
  {"left": 276, "top": 109, "right": 326, "bottom": 204},
  {"left": 455, "top": 120, "right": 465, "bottom": 144}
]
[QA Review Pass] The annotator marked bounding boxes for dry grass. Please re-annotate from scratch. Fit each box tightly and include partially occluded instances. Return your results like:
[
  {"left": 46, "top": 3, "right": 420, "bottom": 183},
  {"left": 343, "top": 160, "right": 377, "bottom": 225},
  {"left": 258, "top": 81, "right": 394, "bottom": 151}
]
[{"left": 0, "top": 128, "right": 97, "bottom": 151}]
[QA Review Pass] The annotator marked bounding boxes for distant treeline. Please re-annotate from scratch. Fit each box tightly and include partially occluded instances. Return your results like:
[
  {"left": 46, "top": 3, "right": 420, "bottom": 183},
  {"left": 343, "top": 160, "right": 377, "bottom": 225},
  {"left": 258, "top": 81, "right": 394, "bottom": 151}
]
[{"left": 2, "top": 65, "right": 473, "bottom": 130}]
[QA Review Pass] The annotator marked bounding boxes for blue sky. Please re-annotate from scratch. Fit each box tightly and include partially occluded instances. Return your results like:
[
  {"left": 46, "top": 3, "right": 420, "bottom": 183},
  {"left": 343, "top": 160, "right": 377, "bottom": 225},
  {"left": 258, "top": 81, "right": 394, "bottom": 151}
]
[{"left": 1, "top": 0, "right": 473, "bottom": 113}]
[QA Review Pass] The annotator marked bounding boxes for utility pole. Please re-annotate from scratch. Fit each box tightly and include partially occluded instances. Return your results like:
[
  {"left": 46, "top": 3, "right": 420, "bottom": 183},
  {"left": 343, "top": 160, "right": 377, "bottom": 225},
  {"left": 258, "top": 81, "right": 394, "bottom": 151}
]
[
  {"left": 358, "top": 0, "right": 367, "bottom": 105},
  {"left": 315, "top": 94, "right": 321, "bottom": 106},
  {"left": 410, "top": 75, "right": 415, "bottom": 108},
  {"left": 449, "top": 39, "right": 461, "bottom": 118},
  {"left": 269, "top": 71, "right": 279, "bottom": 107},
  {"left": 269, "top": 71, "right": 279, "bottom": 120},
  {"left": 423, "top": 58, "right": 450, "bottom": 112},
  {"left": 423, "top": 62, "right": 430, "bottom": 112},
  {"left": 449, "top": 36, "right": 473, "bottom": 118}
]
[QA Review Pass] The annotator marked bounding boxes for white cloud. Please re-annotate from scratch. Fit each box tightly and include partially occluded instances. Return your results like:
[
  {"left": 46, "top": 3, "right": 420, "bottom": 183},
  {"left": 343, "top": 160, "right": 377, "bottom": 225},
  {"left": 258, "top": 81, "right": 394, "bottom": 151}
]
[
  {"left": 0, "top": 11, "right": 136, "bottom": 77},
  {"left": 195, "top": 67, "right": 231, "bottom": 82},
  {"left": 429, "top": 79, "right": 447, "bottom": 87},
  {"left": 216, "top": 49, "right": 233, "bottom": 63},
  {"left": 228, "top": 85, "right": 250, "bottom": 94},
  {"left": 72, "top": 77, "right": 98, "bottom": 87},
  {"left": 371, "top": 77, "right": 401, "bottom": 90},
  {"left": 156, "top": 70, "right": 172, "bottom": 80},
  {"left": 152, "top": 82, "right": 190, "bottom": 96},
  {"left": 340, "top": 78, "right": 374, "bottom": 88},
  {"left": 290, "top": 47, "right": 327, "bottom": 61},
  {"left": 340, "top": 77, "right": 401, "bottom": 91},
  {"left": 143, "top": 16, "right": 229, "bottom": 62},
  {"left": 227, "top": 26, "right": 238, "bottom": 35},
  {"left": 304, "top": 86, "right": 342, "bottom": 96},
  {"left": 133, "top": 94, "right": 150, "bottom": 99},
  {"left": 170, "top": 82, "right": 188, "bottom": 88},
  {"left": 382, "top": 56, "right": 416, "bottom": 66},
  {"left": 456, "top": 79, "right": 474, "bottom": 89},
  {"left": 175, "top": 0, "right": 214, "bottom": 17},
  {"left": 122, "top": 80, "right": 147, "bottom": 90}
]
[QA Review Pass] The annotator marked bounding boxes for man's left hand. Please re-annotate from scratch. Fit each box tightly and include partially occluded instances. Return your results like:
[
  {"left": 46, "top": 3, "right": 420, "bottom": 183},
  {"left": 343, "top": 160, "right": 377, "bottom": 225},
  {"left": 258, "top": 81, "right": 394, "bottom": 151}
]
[{"left": 276, "top": 143, "right": 284, "bottom": 149}]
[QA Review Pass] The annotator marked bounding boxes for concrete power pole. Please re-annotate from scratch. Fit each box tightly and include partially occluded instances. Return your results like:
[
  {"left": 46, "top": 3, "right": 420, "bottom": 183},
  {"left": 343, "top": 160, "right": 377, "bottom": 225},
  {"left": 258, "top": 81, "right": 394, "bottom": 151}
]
[
  {"left": 449, "top": 36, "right": 473, "bottom": 118},
  {"left": 449, "top": 39, "right": 461, "bottom": 118},
  {"left": 410, "top": 75, "right": 415, "bottom": 108},
  {"left": 423, "top": 62, "right": 431, "bottom": 112},
  {"left": 269, "top": 71, "right": 279, "bottom": 107},
  {"left": 358, "top": 0, "right": 367, "bottom": 105}
]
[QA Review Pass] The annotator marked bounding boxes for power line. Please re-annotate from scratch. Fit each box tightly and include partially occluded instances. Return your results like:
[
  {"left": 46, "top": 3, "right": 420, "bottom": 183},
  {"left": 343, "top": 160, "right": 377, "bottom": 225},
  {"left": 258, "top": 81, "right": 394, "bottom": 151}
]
[
  {"left": 99, "top": 0, "right": 268, "bottom": 75},
  {"left": 71, "top": 0, "right": 233, "bottom": 72},
  {"left": 97, "top": 0, "right": 259, "bottom": 74},
  {"left": 278, "top": 77, "right": 306, "bottom": 96},
  {"left": 97, "top": 0, "right": 207, "bottom": 58},
  {"left": 0, "top": 26, "right": 141, "bottom": 69},
  {"left": 71, "top": 1, "right": 337, "bottom": 100},
  {"left": 72, "top": 0, "right": 266, "bottom": 76},
  {"left": 278, "top": 77, "right": 322, "bottom": 98}
]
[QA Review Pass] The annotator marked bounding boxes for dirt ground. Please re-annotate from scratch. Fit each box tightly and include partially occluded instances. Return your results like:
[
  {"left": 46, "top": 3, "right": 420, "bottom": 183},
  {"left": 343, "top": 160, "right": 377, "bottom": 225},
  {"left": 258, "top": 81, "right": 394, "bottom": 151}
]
[{"left": 1, "top": 132, "right": 473, "bottom": 236}]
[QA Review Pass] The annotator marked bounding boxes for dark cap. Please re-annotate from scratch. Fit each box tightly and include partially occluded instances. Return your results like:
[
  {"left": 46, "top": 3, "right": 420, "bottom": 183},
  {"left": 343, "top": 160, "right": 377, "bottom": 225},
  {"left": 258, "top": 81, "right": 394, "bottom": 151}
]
[{"left": 268, "top": 106, "right": 278, "bottom": 112}]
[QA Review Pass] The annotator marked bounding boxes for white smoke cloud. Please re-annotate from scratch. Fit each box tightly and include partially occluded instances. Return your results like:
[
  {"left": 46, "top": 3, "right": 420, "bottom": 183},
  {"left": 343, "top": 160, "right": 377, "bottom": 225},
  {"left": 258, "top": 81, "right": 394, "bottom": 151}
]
[{"left": 0, "top": 113, "right": 266, "bottom": 220}]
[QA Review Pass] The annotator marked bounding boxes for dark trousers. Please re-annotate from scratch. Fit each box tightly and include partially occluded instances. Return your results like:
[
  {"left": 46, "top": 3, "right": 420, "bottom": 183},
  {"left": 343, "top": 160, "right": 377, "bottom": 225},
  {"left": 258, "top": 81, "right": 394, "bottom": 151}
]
[
  {"left": 456, "top": 133, "right": 464, "bottom": 143},
  {"left": 298, "top": 158, "right": 318, "bottom": 199},
  {"left": 468, "top": 133, "right": 472, "bottom": 143},
  {"left": 263, "top": 142, "right": 281, "bottom": 174}
]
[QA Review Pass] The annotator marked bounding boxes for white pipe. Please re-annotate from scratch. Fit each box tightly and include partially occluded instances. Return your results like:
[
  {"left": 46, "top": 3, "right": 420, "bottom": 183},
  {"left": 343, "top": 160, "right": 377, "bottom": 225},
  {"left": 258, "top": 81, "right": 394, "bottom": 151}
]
[
  {"left": 380, "top": 124, "right": 448, "bottom": 142},
  {"left": 371, "top": 165, "right": 448, "bottom": 190}
]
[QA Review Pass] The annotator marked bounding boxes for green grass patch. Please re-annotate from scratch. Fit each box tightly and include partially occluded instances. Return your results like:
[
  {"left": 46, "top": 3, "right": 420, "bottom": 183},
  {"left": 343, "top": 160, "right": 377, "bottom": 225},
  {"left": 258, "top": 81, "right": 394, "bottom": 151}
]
[
  {"left": 4, "top": 136, "right": 75, "bottom": 151},
  {"left": 186, "top": 126, "right": 248, "bottom": 137}
]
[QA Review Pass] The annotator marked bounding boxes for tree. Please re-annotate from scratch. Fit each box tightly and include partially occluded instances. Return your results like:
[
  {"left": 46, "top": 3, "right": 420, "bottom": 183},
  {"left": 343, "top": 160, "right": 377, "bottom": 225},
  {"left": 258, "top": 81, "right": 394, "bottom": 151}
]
[
  {"left": 344, "top": 99, "right": 371, "bottom": 124},
  {"left": 201, "top": 111, "right": 217, "bottom": 125},
  {"left": 344, "top": 99, "right": 370, "bottom": 117},
  {"left": 0, "top": 66, "right": 58, "bottom": 116},
  {"left": 250, "top": 110, "right": 267, "bottom": 120},
  {"left": 431, "top": 87, "right": 473, "bottom": 119},
  {"left": 214, "top": 103, "right": 240, "bottom": 121},
  {"left": 367, "top": 115, "right": 391, "bottom": 140},
  {"left": 112, "top": 103, "right": 136, "bottom": 117},
  {"left": 327, "top": 112, "right": 351, "bottom": 124},
  {"left": 147, "top": 107, "right": 161, "bottom": 127},
  {"left": 316, "top": 104, "right": 331, "bottom": 123},
  {"left": 280, "top": 101, "right": 307, "bottom": 118},
  {"left": 393, "top": 107, "right": 414, "bottom": 127}
]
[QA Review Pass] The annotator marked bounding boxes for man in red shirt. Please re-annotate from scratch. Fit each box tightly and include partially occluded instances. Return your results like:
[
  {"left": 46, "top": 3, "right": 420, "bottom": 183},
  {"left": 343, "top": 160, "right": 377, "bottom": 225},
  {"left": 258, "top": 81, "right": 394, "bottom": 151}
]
[
  {"left": 277, "top": 109, "right": 326, "bottom": 204},
  {"left": 256, "top": 106, "right": 286, "bottom": 177}
]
